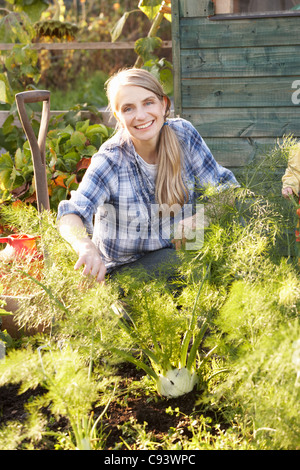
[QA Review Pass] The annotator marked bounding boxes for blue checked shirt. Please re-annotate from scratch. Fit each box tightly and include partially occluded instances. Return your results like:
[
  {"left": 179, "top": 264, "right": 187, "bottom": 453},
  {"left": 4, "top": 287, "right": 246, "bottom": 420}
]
[{"left": 57, "top": 118, "right": 239, "bottom": 271}]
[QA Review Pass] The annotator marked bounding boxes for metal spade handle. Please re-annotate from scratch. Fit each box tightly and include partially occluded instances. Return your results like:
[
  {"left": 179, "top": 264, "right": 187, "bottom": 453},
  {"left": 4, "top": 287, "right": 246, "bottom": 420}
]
[{"left": 15, "top": 90, "right": 51, "bottom": 212}]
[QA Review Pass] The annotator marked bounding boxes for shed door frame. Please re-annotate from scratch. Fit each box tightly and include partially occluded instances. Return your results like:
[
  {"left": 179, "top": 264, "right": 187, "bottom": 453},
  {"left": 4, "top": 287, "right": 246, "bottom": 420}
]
[{"left": 213, "top": 0, "right": 300, "bottom": 17}]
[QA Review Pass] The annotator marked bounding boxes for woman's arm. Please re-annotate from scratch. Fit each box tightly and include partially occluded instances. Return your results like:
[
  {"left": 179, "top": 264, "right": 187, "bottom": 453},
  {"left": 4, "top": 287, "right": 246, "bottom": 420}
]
[{"left": 58, "top": 214, "right": 106, "bottom": 283}]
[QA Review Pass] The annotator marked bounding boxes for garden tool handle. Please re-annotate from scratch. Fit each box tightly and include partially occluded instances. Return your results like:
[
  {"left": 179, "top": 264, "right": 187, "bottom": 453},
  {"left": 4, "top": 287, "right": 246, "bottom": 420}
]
[
  {"left": 15, "top": 90, "right": 51, "bottom": 212},
  {"left": 0, "top": 238, "right": 9, "bottom": 243}
]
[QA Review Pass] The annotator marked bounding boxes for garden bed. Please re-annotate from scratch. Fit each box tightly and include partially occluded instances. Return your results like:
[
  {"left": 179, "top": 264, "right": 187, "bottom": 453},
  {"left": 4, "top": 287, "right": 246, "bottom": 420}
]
[
  {"left": 0, "top": 363, "right": 212, "bottom": 450},
  {"left": 0, "top": 140, "right": 300, "bottom": 451}
]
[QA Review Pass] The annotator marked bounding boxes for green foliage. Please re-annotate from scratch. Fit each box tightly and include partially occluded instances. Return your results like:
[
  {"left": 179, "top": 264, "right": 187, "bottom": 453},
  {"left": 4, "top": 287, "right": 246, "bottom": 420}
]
[
  {"left": 0, "top": 135, "right": 300, "bottom": 448},
  {"left": 111, "top": 274, "right": 190, "bottom": 375},
  {"left": 213, "top": 320, "right": 300, "bottom": 449},
  {"left": 0, "top": 11, "right": 40, "bottom": 107},
  {"left": 110, "top": 0, "right": 169, "bottom": 43},
  {"left": 134, "top": 36, "right": 162, "bottom": 62},
  {"left": 138, "top": 0, "right": 162, "bottom": 20},
  {"left": 0, "top": 10, "right": 36, "bottom": 44},
  {"left": 110, "top": 0, "right": 173, "bottom": 90},
  {"left": 0, "top": 10, "right": 42, "bottom": 171},
  {"left": 212, "top": 259, "right": 300, "bottom": 358},
  {"left": 48, "top": 70, "right": 108, "bottom": 111},
  {"left": 105, "top": 264, "right": 221, "bottom": 398},
  {"left": 143, "top": 58, "right": 173, "bottom": 95},
  {"left": 0, "top": 113, "right": 25, "bottom": 155},
  {"left": 0, "top": 116, "right": 113, "bottom": 210},
  {"left": 0, "top": 344, "right": 108, "bottom": 450},
  {"left": 5, "top": 0, "right": 49, "bottom": 22},
  {"left": 187, "top": 137, "right": 300, "bottom": 450},
  {"left": 110, "top": 10, "right": 134, "bottom": 43}
]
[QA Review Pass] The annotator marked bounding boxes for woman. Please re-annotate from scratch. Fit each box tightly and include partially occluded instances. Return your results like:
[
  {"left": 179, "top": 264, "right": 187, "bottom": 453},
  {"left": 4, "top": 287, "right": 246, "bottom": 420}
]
[{"left": 57, "top": 68, "right": 239, "bottom": 283}]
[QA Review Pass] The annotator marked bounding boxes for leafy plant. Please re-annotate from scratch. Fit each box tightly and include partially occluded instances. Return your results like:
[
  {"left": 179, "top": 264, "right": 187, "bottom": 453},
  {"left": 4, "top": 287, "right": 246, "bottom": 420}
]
[
  {"left": 110, "top": 0, "right": 173, "bottom": 93},
  {"left": 106, "top": 263, "right": 226, "bottom": 398},
  {"left": 0, "top": 116, "right": 113, "bottom": 210},
  {"left": 0, "top": 135, "right": 300, "bottom": 449},
  {"left": 0, "top": 11, "right": 41, "bottom": 108},
  {"left": 0, "top": 344, "right": 111, "bottom": 450},
  {"left": 4, "top": 0, "right": 49, "bottom": 22},
  {"left": 0, "top": 9, "right": 43, "bottom": 154},
  {"left": 211, "top": 319, "right": 300, "bottom": 450}
]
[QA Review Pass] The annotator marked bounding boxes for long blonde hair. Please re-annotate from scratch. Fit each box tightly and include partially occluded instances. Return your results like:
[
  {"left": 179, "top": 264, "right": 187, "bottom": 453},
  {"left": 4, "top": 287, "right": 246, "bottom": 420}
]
[{"left": 105, "top": 68, "right": 188, "bottom": 208}]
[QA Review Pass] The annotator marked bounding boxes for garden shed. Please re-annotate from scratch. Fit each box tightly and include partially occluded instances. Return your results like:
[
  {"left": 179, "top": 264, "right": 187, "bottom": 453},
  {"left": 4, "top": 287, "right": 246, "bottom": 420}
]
[{"left": 171, "top": 0, "right": 300, "bottom": 176}]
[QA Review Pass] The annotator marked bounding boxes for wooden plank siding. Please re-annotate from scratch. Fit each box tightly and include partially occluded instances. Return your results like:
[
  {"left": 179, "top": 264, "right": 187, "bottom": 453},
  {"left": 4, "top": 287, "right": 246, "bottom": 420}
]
[
  {"left": 0, "top": 41, "right": 172, "bottom": 51},
  {"left": 171, "top": 0, "right": 300, "bottom": 171},
  {"left": 181, "top": 46, "right": 300, "bottom": 78}
]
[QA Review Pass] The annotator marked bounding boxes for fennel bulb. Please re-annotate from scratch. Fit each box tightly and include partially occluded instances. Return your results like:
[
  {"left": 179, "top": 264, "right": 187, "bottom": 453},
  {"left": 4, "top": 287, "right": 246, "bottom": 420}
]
[{"left": 156, "top": 367, "right": 198, "bottom": 398}]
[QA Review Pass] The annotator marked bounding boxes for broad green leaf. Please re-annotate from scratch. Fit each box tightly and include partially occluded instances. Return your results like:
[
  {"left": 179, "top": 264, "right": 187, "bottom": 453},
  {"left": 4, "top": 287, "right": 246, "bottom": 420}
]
[
  {"left": 0, "top": 152, "right": 13, "bottom": 171},
  {"left": 65, "top": 174, "right": 77, "bottom": 187},
  {"left": 76, "top": 120, "right": 90, "bottom": 133},
  {"left": 0, "top": 12, "right": 34, "bottom": 43},
  {"left": 58, "top": 125, "right": 74, "bottom": 136},
  {"left": 14, "top": 148, "right": 25, "bottom": 169},
  {"left": 0, "top": 152, "right": 13, "bottom": 190},
  {"left": 56, "top": 134, "right": 71, "bottom": 149},
  {"left": 0, "top": 74, "right": 14, "bottom": 105},
  {"left": 159, "top": 67, "right": 173, "bottom": 95},
  {"left": 138, "top": 0, "right": 161, "bottom": 20},
  {"left": 70, "top": 131, "right": 86, "bottom": 149},
  {"left": 135, "top": 36, "right": 162, "bottom": 62},
  {"left": 1, "top": 115, "right": 14, "bottom": 136},
  {"left": 50, "top": 185, "right": 68, "bottom": 204},
  {"left": 86, "top": 124, "right": 109, "bottom": 138},
  {"left": 10, "top": 166, "right": 25, "bottom": 188},
  {"left": 0, "top": 81, "right": 8, "bottom": 105},
  {"left": 15, "top": 0, "right": 49, "bottom": 23},
  {"left": 21, "top": 165, "right": 34, "bottom": 179},
  {"left": 64, "top": 151, "right": 80, "bottom": 161},
  {"left": 82, "top": 145, "right": 97, "bottom": 157}
]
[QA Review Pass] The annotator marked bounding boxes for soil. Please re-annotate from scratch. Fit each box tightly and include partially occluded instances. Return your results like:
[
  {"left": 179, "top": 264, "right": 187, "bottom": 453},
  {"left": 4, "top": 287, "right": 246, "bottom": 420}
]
[{"left": 0, "top": 362, "right": 207, "bottom": 450}]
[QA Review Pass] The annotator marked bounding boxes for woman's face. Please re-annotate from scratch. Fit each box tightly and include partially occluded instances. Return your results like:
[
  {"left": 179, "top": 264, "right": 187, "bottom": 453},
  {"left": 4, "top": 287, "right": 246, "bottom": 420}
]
[{"left": 115, "top": 85, "right": 167, "bottom": 149}]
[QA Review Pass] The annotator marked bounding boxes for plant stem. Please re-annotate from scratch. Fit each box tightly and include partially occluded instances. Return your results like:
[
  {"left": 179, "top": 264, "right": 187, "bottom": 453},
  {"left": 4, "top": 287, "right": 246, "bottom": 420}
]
[
  {"left": 134, "top": 0, "right": 168, "bottom": 68},
  {"left": 180, "top": 262, "right": 211, "bottom": 368},
  {"left": 110, "top": 346, "right": 158, "bottom": 380}
]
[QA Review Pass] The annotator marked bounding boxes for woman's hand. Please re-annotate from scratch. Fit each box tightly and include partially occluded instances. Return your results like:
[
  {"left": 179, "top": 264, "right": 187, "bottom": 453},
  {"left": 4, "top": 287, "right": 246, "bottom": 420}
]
[
  {"left": 58, "top": 214, "right": 106, "bottom": 283},
  {"left": 172, "top": 215, "right": 196, "bottom": 250},
  {"left": 74, "top": 239, "right": 107, "bottom": 283},
  {"left": 282, "top": 187, "right": 294, "bottom": 199}
]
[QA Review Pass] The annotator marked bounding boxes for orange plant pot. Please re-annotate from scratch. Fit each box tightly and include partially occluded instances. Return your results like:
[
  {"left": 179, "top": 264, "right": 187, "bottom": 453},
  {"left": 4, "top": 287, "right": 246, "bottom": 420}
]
[
  {"left": 1, "top": 295, "right": 48, "bottom": 338},
  {"left": 0, "top": 234, "right": 46, "bottom": 338},
  {"left": 0, "top": 234, "right": 41, "bottom": 260}
]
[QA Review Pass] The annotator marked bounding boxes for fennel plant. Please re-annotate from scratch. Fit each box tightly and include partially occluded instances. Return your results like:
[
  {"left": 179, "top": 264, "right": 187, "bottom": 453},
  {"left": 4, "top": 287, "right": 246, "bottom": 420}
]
[
  {"left": 0, "top": 344, "right": 112, "bottom": 450},
  {"left": 108, "top": 263, "right": 223, "bottom": 398}
]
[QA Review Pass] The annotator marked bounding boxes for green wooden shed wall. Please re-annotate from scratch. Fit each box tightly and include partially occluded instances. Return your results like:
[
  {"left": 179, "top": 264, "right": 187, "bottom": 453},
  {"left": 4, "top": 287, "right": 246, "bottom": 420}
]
[{"left": 171, "top": 0, "right": 300, "bottom": 175}]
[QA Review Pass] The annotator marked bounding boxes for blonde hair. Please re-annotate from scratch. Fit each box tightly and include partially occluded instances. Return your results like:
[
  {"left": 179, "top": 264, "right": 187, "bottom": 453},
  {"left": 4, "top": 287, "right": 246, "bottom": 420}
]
[{"left": 105, "top": 68, "right": 188, "bottom": 208}]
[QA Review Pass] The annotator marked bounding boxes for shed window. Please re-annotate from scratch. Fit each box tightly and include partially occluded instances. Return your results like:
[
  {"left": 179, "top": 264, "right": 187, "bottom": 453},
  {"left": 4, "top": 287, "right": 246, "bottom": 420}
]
[{"left": 213, "top": 0, "right": 300, "bottom": 15}]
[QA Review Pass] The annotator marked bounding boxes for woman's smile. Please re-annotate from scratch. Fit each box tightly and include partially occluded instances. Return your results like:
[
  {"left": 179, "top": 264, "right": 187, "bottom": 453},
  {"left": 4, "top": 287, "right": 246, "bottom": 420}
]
[
  {"left": 115, "top": 85, "right": 167, "bottom": 153},
  {"left": 135, "top": 120, "right": 154, "bottom": 130}
]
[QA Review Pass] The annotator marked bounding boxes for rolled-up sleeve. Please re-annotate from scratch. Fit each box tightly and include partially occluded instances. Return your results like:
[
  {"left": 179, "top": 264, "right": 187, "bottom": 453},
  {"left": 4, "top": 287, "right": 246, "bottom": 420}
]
[
  {"left": 57, "top": 152, "right": 118, "bottom": 235},
  {"left": 185, "top": 120, "right": 239, "bottom": 191}
]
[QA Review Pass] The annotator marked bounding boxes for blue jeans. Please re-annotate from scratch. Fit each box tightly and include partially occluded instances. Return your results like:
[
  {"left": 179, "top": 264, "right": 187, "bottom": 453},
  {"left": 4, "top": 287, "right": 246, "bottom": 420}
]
[{"left": 109, "top": 247, "right": 182, "bottom": 281}]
